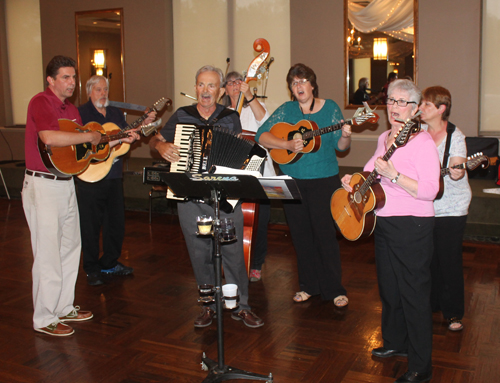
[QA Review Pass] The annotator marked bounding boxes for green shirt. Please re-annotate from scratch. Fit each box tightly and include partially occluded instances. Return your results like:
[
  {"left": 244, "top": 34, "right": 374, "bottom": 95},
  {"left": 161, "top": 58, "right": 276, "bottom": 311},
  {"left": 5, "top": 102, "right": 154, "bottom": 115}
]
[{"left": 255, "top": 99, "right": 347, "bottom": 179}]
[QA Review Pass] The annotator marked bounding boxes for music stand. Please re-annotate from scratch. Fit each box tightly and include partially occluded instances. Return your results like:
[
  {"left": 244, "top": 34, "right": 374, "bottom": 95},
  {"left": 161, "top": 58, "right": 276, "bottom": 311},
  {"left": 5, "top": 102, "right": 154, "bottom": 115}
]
[{"left": 160, "top": 172, "right": 275, "bottom": 383}]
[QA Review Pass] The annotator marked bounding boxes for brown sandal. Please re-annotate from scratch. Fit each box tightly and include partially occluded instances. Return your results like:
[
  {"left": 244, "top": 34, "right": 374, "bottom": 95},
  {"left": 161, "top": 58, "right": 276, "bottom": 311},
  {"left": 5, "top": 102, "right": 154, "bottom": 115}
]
[
  {"left": 293, "top": 291, "right": 311, "bottom": 303},
  {"left": 448, "top": 317, "right": 464, "bottom": 331}
]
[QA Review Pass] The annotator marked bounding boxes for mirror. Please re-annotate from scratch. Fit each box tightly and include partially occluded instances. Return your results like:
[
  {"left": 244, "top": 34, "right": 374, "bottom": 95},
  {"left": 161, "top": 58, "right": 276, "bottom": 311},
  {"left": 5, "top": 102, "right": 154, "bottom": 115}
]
[
  {"left": 75, "top": 9, "right": 125, "bottom": 105},
  {"left": 345, "top": 0, "right": 418, "bottom": 108}
]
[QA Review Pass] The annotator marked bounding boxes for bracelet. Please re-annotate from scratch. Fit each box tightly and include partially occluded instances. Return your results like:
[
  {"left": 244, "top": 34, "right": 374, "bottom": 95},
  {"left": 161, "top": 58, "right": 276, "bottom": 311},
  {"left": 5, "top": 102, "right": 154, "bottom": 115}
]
[
  {"left": 391, "top": 172, "right": 401, "bottom": 184},
  {"left": 247, "top": 95, "right": 256, "bottom": 103},
  {"left": 119, "top": 139, "right": 122, "bottom": 145}
]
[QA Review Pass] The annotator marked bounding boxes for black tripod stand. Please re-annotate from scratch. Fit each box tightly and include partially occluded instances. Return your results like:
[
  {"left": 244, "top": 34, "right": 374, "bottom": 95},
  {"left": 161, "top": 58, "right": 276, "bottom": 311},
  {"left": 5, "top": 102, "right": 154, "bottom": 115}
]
[{"left": 160, "top": 172, "right": 273, "bottom": 383}]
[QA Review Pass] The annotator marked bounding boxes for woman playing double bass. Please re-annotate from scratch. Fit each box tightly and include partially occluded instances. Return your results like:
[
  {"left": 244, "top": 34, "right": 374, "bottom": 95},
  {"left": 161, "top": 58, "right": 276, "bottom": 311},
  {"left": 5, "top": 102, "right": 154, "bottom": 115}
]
[{"left": 222, "top": 71, "right": 275, "bottom": 282}]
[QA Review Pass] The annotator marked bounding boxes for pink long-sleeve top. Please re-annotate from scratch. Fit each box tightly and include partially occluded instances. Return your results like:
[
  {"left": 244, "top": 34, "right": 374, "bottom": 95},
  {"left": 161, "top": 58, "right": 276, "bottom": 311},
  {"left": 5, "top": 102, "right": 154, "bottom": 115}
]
[{"left": 363, "top": 129, "right": 440, "bottom": 217}]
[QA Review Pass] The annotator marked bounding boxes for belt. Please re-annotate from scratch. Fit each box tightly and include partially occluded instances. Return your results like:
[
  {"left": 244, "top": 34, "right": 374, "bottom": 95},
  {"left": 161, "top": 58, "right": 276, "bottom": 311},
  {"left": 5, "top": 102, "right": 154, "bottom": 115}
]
[{"left": 26, "top": 170, "right": 72, "bottom": 181}]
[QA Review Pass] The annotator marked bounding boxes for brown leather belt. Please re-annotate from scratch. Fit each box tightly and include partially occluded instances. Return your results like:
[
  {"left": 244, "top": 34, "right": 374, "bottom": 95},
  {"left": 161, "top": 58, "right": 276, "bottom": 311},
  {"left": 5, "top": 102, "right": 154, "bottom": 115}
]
[{"left": 26, "top": 170, "right": 72, "bottom": 181}]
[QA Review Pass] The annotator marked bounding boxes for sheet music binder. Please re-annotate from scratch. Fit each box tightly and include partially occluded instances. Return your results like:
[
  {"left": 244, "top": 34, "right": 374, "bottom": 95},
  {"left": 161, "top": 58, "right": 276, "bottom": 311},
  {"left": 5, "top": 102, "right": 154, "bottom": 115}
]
[{"left": 159, "top": 172, "right": 301, "bottom": 201}]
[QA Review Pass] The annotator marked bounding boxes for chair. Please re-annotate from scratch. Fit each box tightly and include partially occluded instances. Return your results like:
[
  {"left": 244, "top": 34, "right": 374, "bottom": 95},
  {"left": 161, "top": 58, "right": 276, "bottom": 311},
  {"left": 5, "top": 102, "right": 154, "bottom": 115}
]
[{"left": 149, "top": 185, "right": 169, "bottom": 223}]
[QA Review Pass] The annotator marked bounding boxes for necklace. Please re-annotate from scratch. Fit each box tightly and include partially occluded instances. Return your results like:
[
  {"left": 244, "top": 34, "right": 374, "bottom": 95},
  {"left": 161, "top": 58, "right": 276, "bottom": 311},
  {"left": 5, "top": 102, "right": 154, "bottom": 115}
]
[{"left": 300, "top": 98, "right": 315, "bottom": 120}]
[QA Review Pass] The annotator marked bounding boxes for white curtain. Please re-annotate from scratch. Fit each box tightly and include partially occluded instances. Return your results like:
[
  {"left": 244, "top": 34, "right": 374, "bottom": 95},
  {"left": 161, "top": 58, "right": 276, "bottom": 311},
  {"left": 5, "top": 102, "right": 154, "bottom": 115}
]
[{"left": 348, "top": 0, "right": 414, "bottom": 42}]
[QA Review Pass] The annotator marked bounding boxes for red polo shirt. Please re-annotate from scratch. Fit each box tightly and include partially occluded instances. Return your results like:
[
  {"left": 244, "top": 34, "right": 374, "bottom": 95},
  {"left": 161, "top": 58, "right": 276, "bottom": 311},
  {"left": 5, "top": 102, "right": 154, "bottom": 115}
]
[{"left": 25, "top": 88, "right": 82, "bottom": 172}]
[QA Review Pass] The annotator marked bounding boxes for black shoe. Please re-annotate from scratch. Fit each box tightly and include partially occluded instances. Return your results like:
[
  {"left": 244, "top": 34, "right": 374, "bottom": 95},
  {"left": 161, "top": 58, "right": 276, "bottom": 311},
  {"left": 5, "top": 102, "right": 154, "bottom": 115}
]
[
  {"left": 87, "top": 272, "right": 104, "bottom": 286},
  {"left": 395, "top": 370, "right": 432, "bottom": 382},
  {"left": 371, "top": 347, "right": 408, "bottom": 358},
  {"left": 101, "top": 262, "right": 133, "bottom": 276}
]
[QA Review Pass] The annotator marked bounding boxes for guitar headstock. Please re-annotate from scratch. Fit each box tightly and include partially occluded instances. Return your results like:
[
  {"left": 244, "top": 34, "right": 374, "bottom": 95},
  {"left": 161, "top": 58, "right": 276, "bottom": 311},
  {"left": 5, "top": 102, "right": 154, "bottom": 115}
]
[
  {"left": 153, "top": 97, "right": 172, "bottom": 111},
  {"left": 352, "top": 112, "right": 379, "bottom": 126},
  {"left": 393, "top": 111, "right": 422, "bottom": 148},
  {"left": 466, "top": 152, "right": 489, "bottom": 170},
  {"left": 244, "top": 38, "right": 270, "bottom": 81},
  {"left": 141, "top": 118, "right": 163, "bottom": 137},
  {"left": 351, "top": 102, "right": 380, "bottom": 126}
]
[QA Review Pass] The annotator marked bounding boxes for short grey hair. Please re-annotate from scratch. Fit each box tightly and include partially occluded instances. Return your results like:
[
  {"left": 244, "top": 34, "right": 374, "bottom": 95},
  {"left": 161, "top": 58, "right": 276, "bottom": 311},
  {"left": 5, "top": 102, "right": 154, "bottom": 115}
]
[
  {"left": 224, "top": 71, "right": 244, "bottom": 87},
  {"left": 388, "top": 79, "right": 421, "bottom": 109},
  {"left": 86, "top": 75, "right": 109, "bottom": 98},
  {"left": 195, "top": 65, "right": 223, "bottom": 87}
]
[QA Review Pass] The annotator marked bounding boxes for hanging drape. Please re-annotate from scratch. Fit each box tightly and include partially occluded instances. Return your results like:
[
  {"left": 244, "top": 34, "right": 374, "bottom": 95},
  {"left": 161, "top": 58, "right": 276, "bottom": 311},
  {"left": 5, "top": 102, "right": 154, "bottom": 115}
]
[{"left": 348, "top": 0, "right": 414, "bottom": 42}]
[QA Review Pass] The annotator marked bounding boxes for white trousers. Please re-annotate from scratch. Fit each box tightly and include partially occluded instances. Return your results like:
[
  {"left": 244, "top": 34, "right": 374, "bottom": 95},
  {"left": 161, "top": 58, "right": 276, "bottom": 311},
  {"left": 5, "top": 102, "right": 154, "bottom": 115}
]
[{"left": 22, "top": 173, "right": 81, "bottom": 329}]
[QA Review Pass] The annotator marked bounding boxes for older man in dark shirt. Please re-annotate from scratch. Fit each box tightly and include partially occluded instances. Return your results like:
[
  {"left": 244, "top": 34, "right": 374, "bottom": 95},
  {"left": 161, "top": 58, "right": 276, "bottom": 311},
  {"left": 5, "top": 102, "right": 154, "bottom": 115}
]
[{"left": 149, "top": 65, "right": 264, "bottom": 329}]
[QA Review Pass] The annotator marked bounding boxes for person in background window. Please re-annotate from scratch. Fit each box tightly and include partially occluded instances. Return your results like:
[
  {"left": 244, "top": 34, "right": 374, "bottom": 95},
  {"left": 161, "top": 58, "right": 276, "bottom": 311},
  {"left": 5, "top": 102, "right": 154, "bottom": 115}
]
[{"left": 378, "top": 72, "right": 398, "bottom": 104}]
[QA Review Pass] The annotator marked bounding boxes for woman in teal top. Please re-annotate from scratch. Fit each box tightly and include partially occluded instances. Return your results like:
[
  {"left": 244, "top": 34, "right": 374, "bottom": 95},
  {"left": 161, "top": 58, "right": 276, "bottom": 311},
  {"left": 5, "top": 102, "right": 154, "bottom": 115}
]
[{"left": 255, "top": 63, "right": 351, "bottom": 306}]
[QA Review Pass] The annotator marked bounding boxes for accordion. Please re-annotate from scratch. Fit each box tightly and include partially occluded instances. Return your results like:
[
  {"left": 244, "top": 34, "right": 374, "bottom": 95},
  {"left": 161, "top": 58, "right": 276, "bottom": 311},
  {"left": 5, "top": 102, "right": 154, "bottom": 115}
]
[
  {"left": 173, "top": 124, "right": 266, "bottom": 174},
  {"left": 144, "top": 124, "right": 266, "bottom": 200}
]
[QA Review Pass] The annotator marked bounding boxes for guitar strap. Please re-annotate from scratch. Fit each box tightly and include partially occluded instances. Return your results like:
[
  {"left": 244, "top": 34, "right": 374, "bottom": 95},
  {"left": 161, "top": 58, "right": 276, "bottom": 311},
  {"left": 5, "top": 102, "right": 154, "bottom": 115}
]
[
  {"left": 442, "top": 121, "right": 456, "bottom": 168},
  {"left": 435, "top": 122, "right": 456, "bottom": 200}
]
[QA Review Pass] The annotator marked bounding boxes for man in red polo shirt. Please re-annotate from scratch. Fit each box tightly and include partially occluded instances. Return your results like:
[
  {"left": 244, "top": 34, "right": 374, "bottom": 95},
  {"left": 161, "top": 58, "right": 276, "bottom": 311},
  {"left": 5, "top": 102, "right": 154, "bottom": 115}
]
[{"left": 23, "top": 56, "right": 98, "bottom": 336}]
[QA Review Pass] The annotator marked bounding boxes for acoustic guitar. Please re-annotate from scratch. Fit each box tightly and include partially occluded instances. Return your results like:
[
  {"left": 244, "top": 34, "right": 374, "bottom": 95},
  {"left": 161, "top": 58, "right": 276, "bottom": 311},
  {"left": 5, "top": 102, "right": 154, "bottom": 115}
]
[
  {"left": 77, "top": 97, "right": 170, "bottom": 182},
  {"left": 38, "top": 120, "right": 161, "bottom": 177},
  {"left": 269, "top": 103, "right": 379, "bottom": 165},
  {"left": 330, "top": 112, "right": 422, "bottom": 241}
]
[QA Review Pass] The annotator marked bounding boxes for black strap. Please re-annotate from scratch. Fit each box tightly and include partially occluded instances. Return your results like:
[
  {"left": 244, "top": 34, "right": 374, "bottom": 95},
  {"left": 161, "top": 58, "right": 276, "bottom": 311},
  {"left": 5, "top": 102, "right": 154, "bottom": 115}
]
[{"left": 442, "top": 121, "right": 456, "bottom": 168}]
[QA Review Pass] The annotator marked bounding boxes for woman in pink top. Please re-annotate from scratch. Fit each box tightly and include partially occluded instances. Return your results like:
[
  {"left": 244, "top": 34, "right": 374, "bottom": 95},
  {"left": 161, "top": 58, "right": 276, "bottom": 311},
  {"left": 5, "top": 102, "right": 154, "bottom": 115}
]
[{"left": 341, "top": 79, "right": 440, "bottom": 383}]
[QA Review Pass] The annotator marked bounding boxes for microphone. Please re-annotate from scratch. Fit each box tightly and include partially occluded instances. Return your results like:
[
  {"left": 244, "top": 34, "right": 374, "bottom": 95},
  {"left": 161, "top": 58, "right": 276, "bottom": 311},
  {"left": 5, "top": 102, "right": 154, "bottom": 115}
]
[{"left": 180, "top": 92, "right": 197, "bottom": 101}]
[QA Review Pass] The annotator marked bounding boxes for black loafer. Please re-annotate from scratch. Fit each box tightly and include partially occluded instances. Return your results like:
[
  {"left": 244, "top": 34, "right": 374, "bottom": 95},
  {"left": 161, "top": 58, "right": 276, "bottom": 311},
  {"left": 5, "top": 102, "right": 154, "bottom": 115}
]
[
  {"left": 395, "top": 370, "right": 432, "bottom": 382},
  {"left": 371, "top": 347, "right": 408, "bottom": 358}
]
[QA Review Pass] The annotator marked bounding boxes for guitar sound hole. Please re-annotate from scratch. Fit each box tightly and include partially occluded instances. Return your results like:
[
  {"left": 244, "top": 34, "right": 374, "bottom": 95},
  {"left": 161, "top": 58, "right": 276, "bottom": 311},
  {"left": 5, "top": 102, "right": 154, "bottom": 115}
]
[{"left": 353, "top": 191, "right": 362, "bottom": 204}]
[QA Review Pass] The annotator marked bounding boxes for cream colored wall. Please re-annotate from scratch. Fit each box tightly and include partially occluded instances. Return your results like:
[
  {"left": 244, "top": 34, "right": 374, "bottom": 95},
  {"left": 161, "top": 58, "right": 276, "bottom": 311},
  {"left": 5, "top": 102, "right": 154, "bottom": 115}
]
[
  {"left": 6, "top": 0, "right": 44, "bottom": 125},
  {"left": 172, "top": 0, "right": 290, "bottom": 114},
  {"left": 480, "top": 0, "right": 500, "bottom": 135}
]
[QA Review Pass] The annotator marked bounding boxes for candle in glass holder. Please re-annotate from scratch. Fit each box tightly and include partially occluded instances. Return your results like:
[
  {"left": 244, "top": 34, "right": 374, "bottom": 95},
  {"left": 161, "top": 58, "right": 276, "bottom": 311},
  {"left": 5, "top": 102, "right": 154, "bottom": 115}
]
[{"left": 197, "top": 215, "right": 213, "bottom": 235}]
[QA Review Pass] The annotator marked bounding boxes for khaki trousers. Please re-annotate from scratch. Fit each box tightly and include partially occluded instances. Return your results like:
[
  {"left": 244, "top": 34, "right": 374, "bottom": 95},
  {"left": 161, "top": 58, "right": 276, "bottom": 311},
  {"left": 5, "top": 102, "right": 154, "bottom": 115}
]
[{"left": 22, "top": 173, "right": 81, "bottom": 329}]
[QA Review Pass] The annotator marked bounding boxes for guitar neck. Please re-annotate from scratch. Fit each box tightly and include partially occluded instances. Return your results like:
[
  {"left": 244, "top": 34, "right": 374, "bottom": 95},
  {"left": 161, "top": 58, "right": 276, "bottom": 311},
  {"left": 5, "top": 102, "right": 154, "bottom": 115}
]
[
  {"left": 441, "top": 163, "right": 461, "bottom": 176},
  {"left": 302, "top": 119, "right": 352, "bottom": 140},
  {"left": 99, "top": 131, "right": 130, "bottom": 144},
  {"left": 123, "top": 107, "right": 155, "bottom": 132},
  {"left": 358, "top": 141, "right": 398, "bottom": 196}
]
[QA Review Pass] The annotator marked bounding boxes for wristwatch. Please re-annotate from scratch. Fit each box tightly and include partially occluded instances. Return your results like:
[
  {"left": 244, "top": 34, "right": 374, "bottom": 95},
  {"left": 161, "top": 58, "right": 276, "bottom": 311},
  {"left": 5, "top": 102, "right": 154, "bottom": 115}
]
[{"left": 391, "top": 172, "right": 401, "bottom": 184}]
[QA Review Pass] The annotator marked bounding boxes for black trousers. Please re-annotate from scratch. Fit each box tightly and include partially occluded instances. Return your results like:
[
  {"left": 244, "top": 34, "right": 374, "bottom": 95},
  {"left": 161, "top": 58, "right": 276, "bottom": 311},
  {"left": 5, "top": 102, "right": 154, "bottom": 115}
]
[
  {"left": 374, "top": 216, "right": 434, "bottom": 374},
  {"left": 283, "top": 175, "right": 346, "bottom": 300},
  {"left": 250, "top": 200, "right": 271, "bottom": 270},
  {"left": 76, "top": 178, "right": 125, "bottom": 274},
  {"left": 430, "top": 215, "right": 467, "bottom": 320}
]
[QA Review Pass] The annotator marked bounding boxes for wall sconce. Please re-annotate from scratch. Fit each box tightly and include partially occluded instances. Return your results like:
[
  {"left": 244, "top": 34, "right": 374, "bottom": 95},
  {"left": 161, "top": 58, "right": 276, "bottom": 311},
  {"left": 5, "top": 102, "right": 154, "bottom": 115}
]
[
  {"left": 91, "top": 49, "right": 107, "bottom": 76},
  {"left": 347, "top": 28, "right": 362, "bottom": 48},
  {"left": 373, "top": 38, "right": 388, "bottom": 60}
]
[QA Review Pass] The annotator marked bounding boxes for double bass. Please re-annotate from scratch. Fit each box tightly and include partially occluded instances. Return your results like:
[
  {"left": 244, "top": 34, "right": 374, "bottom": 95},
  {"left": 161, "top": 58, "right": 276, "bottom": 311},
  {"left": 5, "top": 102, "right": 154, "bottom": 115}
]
[{"left": 236, "top": 38, "right": 271, "bottom": 275}]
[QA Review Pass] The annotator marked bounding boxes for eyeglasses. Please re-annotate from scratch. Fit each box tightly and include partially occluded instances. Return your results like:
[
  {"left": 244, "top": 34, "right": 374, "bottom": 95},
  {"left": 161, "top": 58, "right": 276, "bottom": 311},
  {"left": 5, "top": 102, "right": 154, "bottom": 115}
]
[
  {"left": 291, "top": 79, "right": 309, "bottom": 87},
  {"left": 226, "top": 79, "right": 242, "bottom": 87},
  {"left": 386, "top": 98, "right": 417, "bottom": 107}
]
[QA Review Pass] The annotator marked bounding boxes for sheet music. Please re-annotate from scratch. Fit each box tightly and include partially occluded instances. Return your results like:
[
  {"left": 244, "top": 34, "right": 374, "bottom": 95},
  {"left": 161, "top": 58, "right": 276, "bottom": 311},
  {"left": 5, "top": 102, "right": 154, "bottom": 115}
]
[
  {"left": 212, "top": 166, "right": 298, "bottom": 200},
  {"left": 259, "top": 177, "right": 296, "bottom": 199}
]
